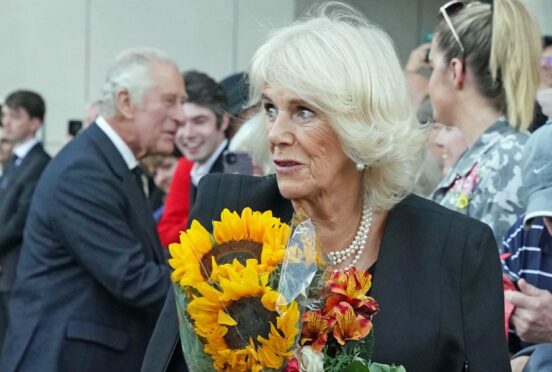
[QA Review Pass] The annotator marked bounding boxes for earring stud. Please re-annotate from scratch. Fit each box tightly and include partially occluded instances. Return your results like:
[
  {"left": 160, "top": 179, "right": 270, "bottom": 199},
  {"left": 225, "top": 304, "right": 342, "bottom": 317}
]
[{"left": 356, "top": 163, "right": 366, "bottom": 171}]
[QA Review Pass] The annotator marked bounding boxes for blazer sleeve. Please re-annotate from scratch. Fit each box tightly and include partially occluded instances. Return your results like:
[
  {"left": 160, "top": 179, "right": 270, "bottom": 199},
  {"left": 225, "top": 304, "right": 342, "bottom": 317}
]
[
  {"left": 52, "top": 162, "right": 170, "bottom": 312},
  {"left": 0, "top": 158, "right": 48, "bottom": 251},
  {"left": 462, "top": 222, "right": 511, "bottom": 371},
  {"left": 157, "top": 158, "right": 193, "bottom": 247}
]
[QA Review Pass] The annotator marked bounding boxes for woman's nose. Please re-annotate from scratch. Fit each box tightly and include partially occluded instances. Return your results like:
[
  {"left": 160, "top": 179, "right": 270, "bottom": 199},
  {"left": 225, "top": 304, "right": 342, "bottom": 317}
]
[{"left": 267, "top": 113, "right": 294, "bottom": 147}]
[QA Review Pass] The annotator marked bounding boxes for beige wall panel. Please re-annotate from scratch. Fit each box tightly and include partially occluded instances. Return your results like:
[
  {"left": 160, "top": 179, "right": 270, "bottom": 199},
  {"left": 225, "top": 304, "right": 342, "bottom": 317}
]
[{"left": 0, "top": 0, "right": 86, "bottom": 153}]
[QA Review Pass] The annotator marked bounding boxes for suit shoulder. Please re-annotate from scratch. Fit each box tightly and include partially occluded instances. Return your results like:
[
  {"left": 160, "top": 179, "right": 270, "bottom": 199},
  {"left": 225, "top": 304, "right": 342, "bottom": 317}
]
[{"left": 192, "top": 174, "right": 290, "bottom": 226}]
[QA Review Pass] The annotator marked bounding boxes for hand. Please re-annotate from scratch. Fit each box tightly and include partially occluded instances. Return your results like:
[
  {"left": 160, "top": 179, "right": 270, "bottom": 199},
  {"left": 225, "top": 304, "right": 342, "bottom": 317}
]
[
  {"left": 405, "top": 43, "right": 431, "bottom": 73},
  {"left": 504, "top": 279, "right": 552, "bottom": 343},
  {"left": 510, "top": 356, "right": 529, "bottom": 372}
]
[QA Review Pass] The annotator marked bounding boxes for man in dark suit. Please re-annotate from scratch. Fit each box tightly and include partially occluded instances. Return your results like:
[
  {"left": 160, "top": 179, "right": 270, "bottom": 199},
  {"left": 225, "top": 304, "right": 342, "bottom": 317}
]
[
  {"left": 0, "top": 48, "right": 186, "bottom": 371},
  {"left": 174, "top": 70, "right": 230, "bottom": 205},
  {"left": 0, "top": 90, "right": 50, "bottom": 346}
]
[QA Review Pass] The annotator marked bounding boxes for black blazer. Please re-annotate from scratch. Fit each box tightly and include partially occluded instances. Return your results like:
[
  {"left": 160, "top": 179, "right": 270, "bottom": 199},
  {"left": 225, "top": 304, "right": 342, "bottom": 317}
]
[
  {"left": 142, "top": 174, "right": 510, "bottom": 372},
  {"left": 0, "top": 124, "right": 171, "bottom": 372},
  {"left": 0, "top": 143, "right": 50, "bottom": 291}
]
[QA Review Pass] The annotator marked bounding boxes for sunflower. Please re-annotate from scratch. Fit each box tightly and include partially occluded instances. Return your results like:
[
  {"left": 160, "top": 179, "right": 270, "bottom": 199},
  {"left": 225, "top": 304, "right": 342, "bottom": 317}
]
[
  {"left": 187, "top": 260, "right": 300, "bottom": 371},
  {"left": 168, "top": 208, "right": 290, "bottom": 289}
]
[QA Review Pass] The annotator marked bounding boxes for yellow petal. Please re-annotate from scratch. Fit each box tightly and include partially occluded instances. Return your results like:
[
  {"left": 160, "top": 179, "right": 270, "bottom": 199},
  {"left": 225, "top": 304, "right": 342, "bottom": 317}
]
[{"left": 218, "top": 310, "right": 238, "bottom": 326}]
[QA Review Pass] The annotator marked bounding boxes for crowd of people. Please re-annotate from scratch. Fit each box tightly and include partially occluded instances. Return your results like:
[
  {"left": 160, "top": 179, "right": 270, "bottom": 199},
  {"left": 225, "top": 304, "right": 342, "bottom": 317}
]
[{"left": 0, "top": 1, "right": 551, "bottom": 371}]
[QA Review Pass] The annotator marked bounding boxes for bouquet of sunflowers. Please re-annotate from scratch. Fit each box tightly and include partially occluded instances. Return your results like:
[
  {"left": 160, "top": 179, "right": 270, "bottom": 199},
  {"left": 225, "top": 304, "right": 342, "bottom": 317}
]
[{"left": 169, "top": 208, "right": 404, "bottom": 371}]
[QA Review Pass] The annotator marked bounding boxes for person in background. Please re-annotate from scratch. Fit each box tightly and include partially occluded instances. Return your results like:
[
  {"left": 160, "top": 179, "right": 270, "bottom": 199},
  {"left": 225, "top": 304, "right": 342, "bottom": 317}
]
[
  {"left": 83, "top": 100, "right": 101, "bottom": 128},
  {"left": 0, "top": 126, "right": 14, "bottom": 176},
  {"left": 0, "top": 90, "right": 50, "bottom": 347},
  {"left": 539, "top": 35, "right": 552, "bottom": 91},
  {"left": 228, "top": 114, "right": 273, "bottom": 176},
  {"left": 429, "top": 0, "right": 541, "bottom": 248},
  {"left": 142, "top": 149, "right": 182, "bottom": 222},
  {"left": 404, "top": 43, "right": 431, "bottom": 111},
  {"left": 219, "top": 72, "right": 256, "bottom": 138},
  {"left": 157, "top": 71, "right": 229, "bottom": 247},
  {"left": 537, "top": 36, "right": 552, "bottom": 120},
  {"left": 501, "top": 124, "right": 552, "bottom": 372},
  {"left": 0, "top": 48, "right": 184, "bottom": 371},
  {"left": 433, "top": 122, "right": 467, "bottom": 176}
]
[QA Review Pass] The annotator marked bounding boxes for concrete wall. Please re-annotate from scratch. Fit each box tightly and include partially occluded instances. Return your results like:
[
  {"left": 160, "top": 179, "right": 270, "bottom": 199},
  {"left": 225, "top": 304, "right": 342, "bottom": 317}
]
[
  {"left": 0, "top": 0, "right": 295, "bottom": 154},
  {"left": 2, "top": 0, "right": 549, "bottom": 154}
]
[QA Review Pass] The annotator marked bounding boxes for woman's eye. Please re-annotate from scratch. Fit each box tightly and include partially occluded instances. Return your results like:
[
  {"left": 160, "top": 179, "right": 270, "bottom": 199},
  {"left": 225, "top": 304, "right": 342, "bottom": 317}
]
[
  {"left": 297, "top": 108, "right": 314, "bottom": 120},
  {"left": 264, "top": 103, "right": 277, "bottom": 121}
]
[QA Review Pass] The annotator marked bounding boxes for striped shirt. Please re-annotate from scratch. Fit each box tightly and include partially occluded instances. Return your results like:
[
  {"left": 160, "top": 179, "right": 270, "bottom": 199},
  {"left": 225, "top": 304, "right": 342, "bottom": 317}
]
[
  {"left": 501, "top": 216, "right": 552, "bottom": 290},
  {"left": 501, "top": 216, "right": 552, "bottom": 352}
]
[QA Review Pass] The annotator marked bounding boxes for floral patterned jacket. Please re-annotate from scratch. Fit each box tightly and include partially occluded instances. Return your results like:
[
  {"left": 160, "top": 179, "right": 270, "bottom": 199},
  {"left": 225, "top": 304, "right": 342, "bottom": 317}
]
[{"left": 431, "top": 118, "right": 528, "bottom": 250}]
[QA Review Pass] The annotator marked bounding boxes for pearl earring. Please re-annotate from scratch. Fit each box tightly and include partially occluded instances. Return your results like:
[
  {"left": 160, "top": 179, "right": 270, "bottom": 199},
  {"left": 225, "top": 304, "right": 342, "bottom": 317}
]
[{"left": 356, "top": 163, "right": 366, "bottom": 171}]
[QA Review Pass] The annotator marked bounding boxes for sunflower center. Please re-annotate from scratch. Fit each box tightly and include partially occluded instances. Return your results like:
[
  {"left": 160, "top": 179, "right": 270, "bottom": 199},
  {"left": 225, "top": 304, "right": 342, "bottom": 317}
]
[
  {"left": 223, "top": 297, "right": 278, "bottom": 349},
  {"left": 201, "top": 240, "right": 262, "bottom": 277}
]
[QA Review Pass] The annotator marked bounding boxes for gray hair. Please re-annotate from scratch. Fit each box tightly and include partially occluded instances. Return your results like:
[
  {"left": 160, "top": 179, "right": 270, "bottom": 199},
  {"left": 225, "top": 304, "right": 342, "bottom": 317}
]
[
  {"left": 229, "top": 114, "right": 274, "bottom": 175},
  {"left": 248, "top": 2, "right": 426, "bottom": 211},
  {"left": 98, "top": 47, "right": 174, "bottom": 117}
]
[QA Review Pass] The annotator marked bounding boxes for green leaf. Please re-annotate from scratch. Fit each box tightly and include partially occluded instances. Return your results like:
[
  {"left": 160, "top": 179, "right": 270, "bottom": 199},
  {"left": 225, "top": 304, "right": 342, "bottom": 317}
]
[
  {"left": 368, "top": 363, "right": 407, "bottom": 372},
  {"left": 342, "top": 361, "right": 371, "bottom": 372}
]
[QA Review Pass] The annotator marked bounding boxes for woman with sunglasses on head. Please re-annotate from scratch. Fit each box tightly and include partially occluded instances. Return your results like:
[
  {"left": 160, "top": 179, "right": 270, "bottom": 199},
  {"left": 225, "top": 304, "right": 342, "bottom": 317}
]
[{"left": 429, "top": 0, "right": 541, "bottom": 249}]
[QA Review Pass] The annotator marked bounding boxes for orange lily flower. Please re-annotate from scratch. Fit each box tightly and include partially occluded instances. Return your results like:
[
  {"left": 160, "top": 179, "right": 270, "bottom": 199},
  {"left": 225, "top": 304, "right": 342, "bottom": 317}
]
[
  {"left": 300, "top": 310, "right": 335, "bottom": 352},
  {"left": 325, "top": 268, "right": 378, "bottom": 318},
  {"left": 332, "top": 301, "right": 373, "bottom": 345}
]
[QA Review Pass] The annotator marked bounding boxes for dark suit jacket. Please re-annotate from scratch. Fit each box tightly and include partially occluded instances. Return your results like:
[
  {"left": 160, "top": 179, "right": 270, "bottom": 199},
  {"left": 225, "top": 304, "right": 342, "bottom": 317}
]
[
  {"left": 142, "top": 174, "right": 510, "bottom": 372},
  {"left": 0, "top": 143, "right": 50, "bottom": 292},
  {"left": 0, "top": 124, "right": 171, "bottom": 372}
]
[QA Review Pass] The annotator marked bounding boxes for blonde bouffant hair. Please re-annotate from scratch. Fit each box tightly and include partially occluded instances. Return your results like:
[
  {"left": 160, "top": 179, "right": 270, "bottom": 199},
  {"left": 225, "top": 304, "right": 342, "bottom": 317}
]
[{"left": 248, "top": 2, "right": 426, "bottom": 212}]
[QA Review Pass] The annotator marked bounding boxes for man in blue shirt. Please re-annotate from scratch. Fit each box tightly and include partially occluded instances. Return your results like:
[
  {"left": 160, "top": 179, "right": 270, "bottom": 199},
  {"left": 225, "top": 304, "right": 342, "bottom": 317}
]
[{"left": 502, "top": 123, "right": 552, "bottom": 372}]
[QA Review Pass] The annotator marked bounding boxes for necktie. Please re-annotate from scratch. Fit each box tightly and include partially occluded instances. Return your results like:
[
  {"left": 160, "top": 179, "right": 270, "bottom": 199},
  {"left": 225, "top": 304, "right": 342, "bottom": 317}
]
[{"left": 131, "top": 166, "right": 149, "bottom": 198}]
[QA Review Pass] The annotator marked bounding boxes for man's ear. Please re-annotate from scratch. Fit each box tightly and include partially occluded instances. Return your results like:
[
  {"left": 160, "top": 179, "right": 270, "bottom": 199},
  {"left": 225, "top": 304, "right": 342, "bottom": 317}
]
[
  {"left": 220, "top": 113, "right": 230, "bottom": 132},
  {"left": 29, "top": 117, "right": 42, "bottom": 135},
  {"left": 115, "top": 88, "right": 134, "bottom": 119},
  {"left": 450, "top": 57, "right": 465, "bottom": 89}
]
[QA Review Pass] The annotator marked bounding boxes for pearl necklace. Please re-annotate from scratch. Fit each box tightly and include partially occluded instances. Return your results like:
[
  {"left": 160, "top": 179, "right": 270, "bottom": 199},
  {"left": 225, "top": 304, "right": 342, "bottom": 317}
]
[{"left": 327, "top": 200, "right": 373, "bottom": 272}]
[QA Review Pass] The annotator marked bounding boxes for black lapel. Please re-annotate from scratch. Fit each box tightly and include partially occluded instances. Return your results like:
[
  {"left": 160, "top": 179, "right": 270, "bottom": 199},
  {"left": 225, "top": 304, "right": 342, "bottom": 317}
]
[{"left": 86, "top": 124, "right": 165, "bottom": 263}]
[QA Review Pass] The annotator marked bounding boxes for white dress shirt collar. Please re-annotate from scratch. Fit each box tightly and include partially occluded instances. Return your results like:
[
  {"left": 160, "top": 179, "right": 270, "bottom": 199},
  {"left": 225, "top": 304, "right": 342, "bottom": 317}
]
[
  {"left": 95, "top": 116, "right": 139, "bottom": 170},
  {"left": 190, "top": 139, "right": 228, "bottom": 186},
  {"left": 12, "top": 138, "right": 39, "bottom": 165}
]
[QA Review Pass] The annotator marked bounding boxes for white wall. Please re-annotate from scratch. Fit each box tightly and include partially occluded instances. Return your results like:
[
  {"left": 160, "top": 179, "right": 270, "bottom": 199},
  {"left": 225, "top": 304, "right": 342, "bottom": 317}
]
[
  {"left": 523, "top": 0, "right": 552, "bottom": 36},
  {"left": 2, "top": 0, "right": 549, "bottom": 155},
  {"left": 0, "top": 0, "right": 295, "bottom": 154}
]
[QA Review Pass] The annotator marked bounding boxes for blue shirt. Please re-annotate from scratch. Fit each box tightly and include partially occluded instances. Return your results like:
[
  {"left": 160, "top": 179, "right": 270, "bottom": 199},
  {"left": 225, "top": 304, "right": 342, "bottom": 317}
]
[
  {"left": 501, "top": 216, "right": 552, "bottom": 352},
  {"left": 501, "top": 216, "right": 552, "bottom": 290}
]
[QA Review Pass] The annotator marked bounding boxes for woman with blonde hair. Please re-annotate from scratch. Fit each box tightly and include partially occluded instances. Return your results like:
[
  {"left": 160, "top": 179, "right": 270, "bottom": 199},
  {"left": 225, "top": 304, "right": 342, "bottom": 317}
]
[
  {"left": 142, "top": 3, "right": 509, "bottom": 371},
  {"left": 429, "top": 0, "right": 542, "bottom": 247}
]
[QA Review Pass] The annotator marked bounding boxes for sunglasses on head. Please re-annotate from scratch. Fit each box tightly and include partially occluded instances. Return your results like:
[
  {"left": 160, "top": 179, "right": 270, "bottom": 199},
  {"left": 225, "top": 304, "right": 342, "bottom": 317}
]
[{"left": 439, "top": 0, "right": 466, "bottom": 54}]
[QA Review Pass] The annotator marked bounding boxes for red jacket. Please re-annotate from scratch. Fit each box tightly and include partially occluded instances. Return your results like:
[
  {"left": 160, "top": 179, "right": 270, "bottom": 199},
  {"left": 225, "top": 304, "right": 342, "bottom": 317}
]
[{"left": 157, "top": 157, "right": 194, "bottom": 247}]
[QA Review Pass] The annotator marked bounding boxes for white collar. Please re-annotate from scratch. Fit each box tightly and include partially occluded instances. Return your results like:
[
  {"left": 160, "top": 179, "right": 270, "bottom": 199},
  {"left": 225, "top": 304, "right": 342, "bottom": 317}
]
[
  {"left": 95, "top": 116, "right": 138, "bottom": 170},
  {"left": 13, "top": 138, "right": 39, "bottom": 164},
  {"left": 190, "top": 139, "right": 228, "bottom": 186}
]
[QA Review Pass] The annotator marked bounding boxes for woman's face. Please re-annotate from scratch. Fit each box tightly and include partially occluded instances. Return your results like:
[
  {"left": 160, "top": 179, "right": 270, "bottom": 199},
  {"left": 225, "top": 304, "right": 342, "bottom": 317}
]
[
  {"left": 428, "top": 40, "right": 455, "bottom": 125},
  {"left": 433, "top": 123, "right": 467, "bottom": 175},
  {"left": 261, "top": 85, "right": 358, "bottom": 201}
]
